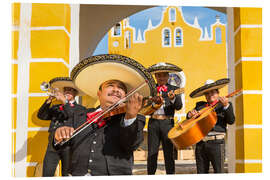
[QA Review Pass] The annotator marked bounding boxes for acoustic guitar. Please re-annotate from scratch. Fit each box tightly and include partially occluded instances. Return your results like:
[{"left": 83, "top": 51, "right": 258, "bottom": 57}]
[{"left": 168, "top": 89, "right": 241, "bottom": 149}]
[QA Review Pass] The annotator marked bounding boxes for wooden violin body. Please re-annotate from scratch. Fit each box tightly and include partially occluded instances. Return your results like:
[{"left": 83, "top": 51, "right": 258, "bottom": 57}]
[{"left": 168, "top": 106, "right": 217, "bottom": 149}]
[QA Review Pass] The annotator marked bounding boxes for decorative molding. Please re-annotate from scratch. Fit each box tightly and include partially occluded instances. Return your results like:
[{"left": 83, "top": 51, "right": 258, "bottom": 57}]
[
  {"left": 235, "top": 125, "right": 262, "bottom": 130},
  {"left": 233, "top": 90, "right": 262, "bottom": 99},
  {"left": 31, "top": 26, "right": 71, "bottom": 38},
  {"left": 28, "top": 127, "right": 49, "bottom": 131},
  {"left": 235, "top": 57, "right": 262, "bottom": 67},
  {"left": 12, "top": 25, "right": 71, "bottom": 38},
  {"left": 234, "top": 24, "right": 262, "bottom": 36},
  {"left": 235, "top": 159, "right": 262, "bottom": 164},
  {"left": 30, "top": 58, "right": 69, "bottom": 68},
  {"left": 28, "top": 93, "right": 48, "bottom": 97},
  {"left": 12, "top": 59, "right": 18, "bottom": 64},
  {"left": 12, "top": 25, "right": 19, "bottom": 31}
]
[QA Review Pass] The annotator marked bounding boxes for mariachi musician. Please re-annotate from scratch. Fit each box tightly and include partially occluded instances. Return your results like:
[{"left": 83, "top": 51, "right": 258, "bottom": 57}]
[
  {"left": 146, "top": 62, "right": 183, "bottom": 175},
  {"left": 187, "top": 78, "right": 235, "bottom": 173},
  {"left": 53, "top": 54, "right": 156, "bottom": 176},
  {"left": 37, "top": 77, "right": 85, "bottom": 176}
]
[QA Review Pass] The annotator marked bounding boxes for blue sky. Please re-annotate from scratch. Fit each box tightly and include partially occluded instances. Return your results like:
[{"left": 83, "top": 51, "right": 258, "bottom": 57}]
[{"left": 93, "top": 6, "right": 227, "bottom": 55}]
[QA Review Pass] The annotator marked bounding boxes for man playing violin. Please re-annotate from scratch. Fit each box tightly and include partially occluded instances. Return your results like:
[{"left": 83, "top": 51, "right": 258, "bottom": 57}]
[
  {"left": 38, "top": 77, "right": 85, "bottom": 176},
  {"left": 53, "top": 79, "right": 145, "bottom": 176},
  {"left": 147, "top": 62, "right": 183, "bottom": 175},
  {"left": 187, "top": 79, "right": 235, "bottom": 173}
]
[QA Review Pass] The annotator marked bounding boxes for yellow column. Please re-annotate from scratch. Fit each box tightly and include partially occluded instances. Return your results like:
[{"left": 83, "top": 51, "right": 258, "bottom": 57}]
[
  {"left": 11, "top": 2, "right": 20, "bottom": 177},
  {"left": 27, "top": 4, "right": 71, "bottom": 177},
  {"left": 12, "top": 3, "right": 71, "bottom": 177},
  {"left": 233, "top": 7, "right": 262, "bottom": 173}
]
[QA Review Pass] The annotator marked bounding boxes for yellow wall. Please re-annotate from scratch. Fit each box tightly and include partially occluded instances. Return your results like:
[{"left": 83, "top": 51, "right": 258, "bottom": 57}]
[
  {"left": 12, "top": 3, "right": 71, "bottom": 177},
  {"left": 109, "top": 6, "right": 228, "bottom": 119},
  {"left": 233, "top": 7, "right": 262, "bottom": 173},
  {"left": 11, "top": 4, "right": 263, "bottom": 176}
]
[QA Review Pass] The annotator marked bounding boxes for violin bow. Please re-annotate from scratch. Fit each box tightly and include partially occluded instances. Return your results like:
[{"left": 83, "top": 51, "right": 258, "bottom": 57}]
[{"left": 55, "top": 80, "right": 148, "bottom": 146}]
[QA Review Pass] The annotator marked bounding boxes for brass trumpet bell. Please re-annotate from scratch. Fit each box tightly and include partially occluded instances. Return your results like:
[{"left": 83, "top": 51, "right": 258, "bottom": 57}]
[
  {"left": 40, "top": 82, "right": 50, "bottom": 91},
  {"left": 40, "top": 81, "right": 59, "bottom": 96}
]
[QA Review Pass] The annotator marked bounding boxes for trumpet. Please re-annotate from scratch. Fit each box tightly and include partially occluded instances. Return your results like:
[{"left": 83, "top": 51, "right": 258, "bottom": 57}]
[{"left": 40, "top": 81, "right": 59, "bottom": 97}]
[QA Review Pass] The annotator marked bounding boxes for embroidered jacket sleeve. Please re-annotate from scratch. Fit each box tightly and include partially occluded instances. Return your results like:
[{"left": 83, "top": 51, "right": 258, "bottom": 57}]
[
  {"left": 37, "top": 101, "right": 53, "bottom": 120},
  {"left": 37, "top": 100, "right": 68, "bottom": 121}
]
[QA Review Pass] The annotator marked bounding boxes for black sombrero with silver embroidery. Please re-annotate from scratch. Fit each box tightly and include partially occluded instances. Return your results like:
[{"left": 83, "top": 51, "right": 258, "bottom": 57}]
[
  {"left": 189, "top": 78, "right": 230, "bottom": 98},
  {"left": 49, "top": 77, "right": 85, "bottom": 96},
  {"left": 148, "top": 62, "right": 183, "bottom": 74},
  {"left": 70, "top": 54, "right": 156, "bottom": 99}
]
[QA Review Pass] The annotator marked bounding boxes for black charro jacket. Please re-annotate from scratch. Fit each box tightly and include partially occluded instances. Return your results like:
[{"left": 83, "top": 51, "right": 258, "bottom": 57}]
[
  {"left": 37, "top": 101, "right": 68, "bottom": 132},
  {"left": 153, "top": 83, "right": 183, "bottom": 117},
  {"left": 38, "top": 101, "right": 86, "bottom": 151},
  {"left": 53, "top": 107, "right": 145, "bottom": 176}
]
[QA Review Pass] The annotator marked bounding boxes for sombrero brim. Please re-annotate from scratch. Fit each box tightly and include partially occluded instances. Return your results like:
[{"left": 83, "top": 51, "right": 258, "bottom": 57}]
[
  {"left": 189, "top": 78, "right": 230, "bottom": 98},
  {"left": 70, "top": 54, "right": 156, "bottom": 99},
  {"left": 49, "top": 77, "right": 85, "bottom": 96},
  {"left": 148, "top": 62, "right": 182, "bottom": 74}
]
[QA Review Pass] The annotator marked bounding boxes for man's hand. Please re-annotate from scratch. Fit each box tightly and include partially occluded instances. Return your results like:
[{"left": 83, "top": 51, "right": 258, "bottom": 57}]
[
  {"left": 219, "top": 96, "right": 229, "bottom": 107},
  {"left": 54, "top": 126, "right": 74, "bottom": 143},
  {"left": 46, "top": 96, "right": 54, "bottom": 104},
  {"left": 167, "top": 90, "right": 175, "bottom": 100},
  {"left": 125, "top": 92, "right": 143, "bottom": 119},
  {"left": 54, "top": 91, "right": 66, "bottom": 104},
  {"left": 187, "top": 109, "right": 199, "bottom": 119},
  {"left": 152, "top": 93, "right": 163, "bottom": 104}
]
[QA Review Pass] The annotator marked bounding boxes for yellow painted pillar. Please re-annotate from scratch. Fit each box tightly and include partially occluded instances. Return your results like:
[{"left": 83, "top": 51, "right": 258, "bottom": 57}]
[
  {"left": 11, "top": 2, "right": 20, "bottom": 177},
  {"left": 233, "top": 7, "right": 262, "bottom": 173},
  {"left": 12, "top": 3, "right": 74, "bottom": 177}
]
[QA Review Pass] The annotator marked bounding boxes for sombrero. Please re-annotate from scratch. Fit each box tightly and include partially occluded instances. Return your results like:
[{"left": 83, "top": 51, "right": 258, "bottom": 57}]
[
  {"left": 70, "top": 54, "right": 156, "bottom": 99},
  {"left": 49, "top": 77, "right": 85, "bottom": 96},
  {"left": 189, "top": 78, "right": 230, "bottom": 98},
  {"left": 148, "top": 62, "right": 182, "bottom": 74}
]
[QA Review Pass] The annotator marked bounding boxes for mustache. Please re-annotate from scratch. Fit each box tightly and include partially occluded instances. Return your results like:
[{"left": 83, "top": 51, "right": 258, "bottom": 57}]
[{"left": 108, "top": 92, "right": 122, "bottom": 98}]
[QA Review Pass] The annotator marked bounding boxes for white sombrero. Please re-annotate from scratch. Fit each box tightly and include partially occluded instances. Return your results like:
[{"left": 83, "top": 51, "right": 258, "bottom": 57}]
[
  {"left": 189, "top": 78, "right": 230, "bottom": 98},
  {"left": 49, "top": 77, "right": 85, "bottom": 96},
  {"left": 70, "top": 54, "right": 156, "bottom": 99}
]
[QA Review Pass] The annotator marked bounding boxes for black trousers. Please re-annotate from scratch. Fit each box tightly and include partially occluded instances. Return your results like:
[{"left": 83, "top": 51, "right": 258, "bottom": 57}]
[
  {"left": 42, "top": 143, "right": 71, "bottom": 177},
  {"left": 147, "top": 118, "right": 175, "bottom": 174},
  {"left": 195, "top": 139, "right": 225, "bottom": 173}
]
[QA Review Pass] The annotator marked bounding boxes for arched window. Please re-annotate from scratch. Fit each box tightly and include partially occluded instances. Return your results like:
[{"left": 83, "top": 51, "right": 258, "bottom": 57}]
[
  {"left": 113, "top": 23, "right": 121, "bottom": 36},
  {"left": 169, "top": 8, "right": 176, "bottom": 22},
  {"left": 215, "top": 27, "right": 222, "bottom": 44},
  {"left": 174, "top": 28, "right": 183, "bottom": 46},
  {"left": 162, "top": 28, "right": 171, "bottom": 47},
  {"left": 125, "top": 31, "right": 131, "bottom": 49}
]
